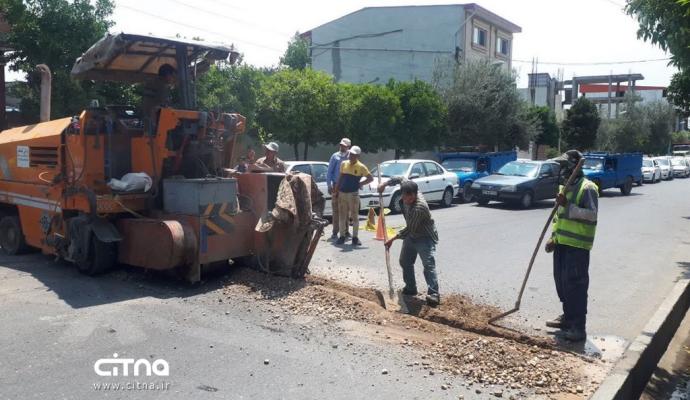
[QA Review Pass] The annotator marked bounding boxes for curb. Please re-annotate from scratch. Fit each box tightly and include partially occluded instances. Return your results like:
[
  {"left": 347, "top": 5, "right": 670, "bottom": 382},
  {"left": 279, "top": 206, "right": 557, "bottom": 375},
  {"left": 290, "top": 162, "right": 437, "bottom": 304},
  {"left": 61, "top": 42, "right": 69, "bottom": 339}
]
[{"left": 591, "top": 278, "right": 690, "bottom": 400}]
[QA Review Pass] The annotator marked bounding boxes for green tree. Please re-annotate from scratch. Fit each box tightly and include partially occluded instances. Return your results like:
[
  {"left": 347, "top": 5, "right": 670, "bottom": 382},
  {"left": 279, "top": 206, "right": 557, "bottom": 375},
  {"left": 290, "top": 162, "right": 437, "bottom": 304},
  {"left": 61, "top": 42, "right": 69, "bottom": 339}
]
[
  {"left": 562, "top": 98, "right": 600, "bottom": 151},
  {"left": 387, "top": 80, "right": 447, "bottom": 159},
  {"left": 529, "top": 106, "right": 559, "bottom": 148},
  {"left": 439, "top": 60, "right": 526, "bottom": 150},
  {"left": 668, "top": 71, "right": 690, "bottom": 117},
  {"left": 0, "top": 0, "right": 121, "bottom": 121},
  {"left": 280, "top": 33, "right": 310, "bottom": 70},
  {"left": 256, "top": 68, "right": 339, "bottom": 160},
  {"left": 196, "top": 63, "right": 265, "bottom": 135},
  {"left": 344, "top": 83, "right": 402, "bottom": 154},
  {"left": 643, "top": 100, "right": 675, "bottom": 154}
]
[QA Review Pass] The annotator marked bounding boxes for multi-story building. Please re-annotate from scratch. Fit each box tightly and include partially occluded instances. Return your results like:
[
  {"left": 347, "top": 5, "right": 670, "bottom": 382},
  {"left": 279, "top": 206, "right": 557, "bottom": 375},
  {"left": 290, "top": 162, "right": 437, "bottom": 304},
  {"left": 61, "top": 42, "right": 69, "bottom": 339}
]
[{"left": 302, "top": 3, "right": 521, "bottom": 84}]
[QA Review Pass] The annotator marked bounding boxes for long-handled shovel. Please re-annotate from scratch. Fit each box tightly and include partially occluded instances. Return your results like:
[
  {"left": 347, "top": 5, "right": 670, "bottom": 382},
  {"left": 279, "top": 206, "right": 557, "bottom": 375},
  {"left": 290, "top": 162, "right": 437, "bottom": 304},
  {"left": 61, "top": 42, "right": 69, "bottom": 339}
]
[
  {"left": 377, "top": 165, "right": 408, "bottom": 313},
  {"left": 488, "top": 158, "right": 584, "bottom": 326}
]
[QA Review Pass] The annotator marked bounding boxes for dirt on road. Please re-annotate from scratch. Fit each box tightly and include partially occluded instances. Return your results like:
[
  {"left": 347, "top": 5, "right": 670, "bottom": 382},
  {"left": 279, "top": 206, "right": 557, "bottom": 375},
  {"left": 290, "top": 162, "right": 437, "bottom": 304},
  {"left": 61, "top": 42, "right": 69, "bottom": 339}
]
[{"left": 221, "top": 267, "right": 608, "bottom": 398}]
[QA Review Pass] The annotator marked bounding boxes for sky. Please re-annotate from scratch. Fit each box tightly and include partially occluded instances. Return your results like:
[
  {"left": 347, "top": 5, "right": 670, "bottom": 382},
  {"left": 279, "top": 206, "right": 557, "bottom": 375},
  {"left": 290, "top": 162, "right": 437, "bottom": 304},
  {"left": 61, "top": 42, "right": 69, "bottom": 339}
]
[{"left": 5, "top": 0, "right": 676, "bottom": 87}]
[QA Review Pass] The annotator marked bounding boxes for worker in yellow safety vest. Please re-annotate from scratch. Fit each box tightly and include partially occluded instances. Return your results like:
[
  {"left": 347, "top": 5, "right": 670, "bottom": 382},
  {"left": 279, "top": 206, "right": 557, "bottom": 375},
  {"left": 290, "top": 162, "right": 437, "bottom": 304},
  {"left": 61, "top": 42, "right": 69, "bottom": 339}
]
[{"left": 544, "top": 149, "right": 598, "bottom": 342}]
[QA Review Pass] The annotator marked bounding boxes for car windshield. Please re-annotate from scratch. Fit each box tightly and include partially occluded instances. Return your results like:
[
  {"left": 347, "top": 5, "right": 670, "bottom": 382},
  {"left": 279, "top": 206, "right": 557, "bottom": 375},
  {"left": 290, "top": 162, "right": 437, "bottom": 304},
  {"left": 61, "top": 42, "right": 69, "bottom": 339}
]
[
  {"left": 441, "top": 158, "right": 475, "bottom": 172},
  {"left": 656, "top": 158, "right": 670, "bottom": 166},
  {"left": 372, "top": 162, "right": 411, "bottom": 178},
  {"left": 496, "top": 161, "right": 539, "bottom": 177},
  {"left": 583, "top": 159, "right": 604, "bottom": 170},
  {"left": 642, "top": 160, "right": 654, "bottom": 167},
  {"left": 672, "top": 158, "right": 685, "bottom": 166}
]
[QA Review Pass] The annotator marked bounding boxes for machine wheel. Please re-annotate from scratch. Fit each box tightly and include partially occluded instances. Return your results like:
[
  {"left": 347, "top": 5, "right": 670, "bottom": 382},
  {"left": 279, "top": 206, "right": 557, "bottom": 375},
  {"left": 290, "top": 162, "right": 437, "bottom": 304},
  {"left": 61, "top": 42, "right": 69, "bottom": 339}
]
[
  {"left": 0, "top": 216, "right": 27, "bottom": 256},
  {"left": 77, "top": 235, "right": 116, "bottom": 276},
  {"left": 476, "top": 197, "right": 490, "bottom": 206},
  {"left": 390, "top": 193, "right": 403, "bottom": 214},
  {"left": 461, "top": 182, "right": 474, "bottom": 203},
  {"left": 620, "top": 177, "right": 633, "bottom": 196},
  {"left": 520, "top": 191, "right": 534, "bottom": 209},
  {"left": 441, "top": 188, "right": 453, "bottom": 208}
]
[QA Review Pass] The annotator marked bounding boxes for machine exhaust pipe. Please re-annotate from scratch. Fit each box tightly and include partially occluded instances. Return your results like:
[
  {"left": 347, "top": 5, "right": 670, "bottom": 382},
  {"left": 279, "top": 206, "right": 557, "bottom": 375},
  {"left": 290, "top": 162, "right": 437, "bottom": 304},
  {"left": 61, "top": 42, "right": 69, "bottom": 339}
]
[{"left": 36, "top": 64, "right": 51, "bottom": 122}]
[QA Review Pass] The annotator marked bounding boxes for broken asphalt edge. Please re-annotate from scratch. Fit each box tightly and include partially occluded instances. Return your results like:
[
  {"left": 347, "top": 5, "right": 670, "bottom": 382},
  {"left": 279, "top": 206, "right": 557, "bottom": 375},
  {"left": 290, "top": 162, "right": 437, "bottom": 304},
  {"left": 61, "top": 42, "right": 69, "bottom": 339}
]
[{"left": 590, "top": 277, "right": 690, "bottom": 400}]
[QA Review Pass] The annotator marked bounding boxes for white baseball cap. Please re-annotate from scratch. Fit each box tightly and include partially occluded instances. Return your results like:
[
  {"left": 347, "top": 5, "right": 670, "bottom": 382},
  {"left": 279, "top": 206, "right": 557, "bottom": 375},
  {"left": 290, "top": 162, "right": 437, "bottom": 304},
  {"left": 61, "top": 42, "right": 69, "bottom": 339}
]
[
  {"left": 349, "top": 145, "right": 362, "bottom": 155},
  {"left": 339, "top": 138, "right": 351, "bottom": 147},
  {"left": 264, "top": 142, "right": 279, "bottom": 152}
]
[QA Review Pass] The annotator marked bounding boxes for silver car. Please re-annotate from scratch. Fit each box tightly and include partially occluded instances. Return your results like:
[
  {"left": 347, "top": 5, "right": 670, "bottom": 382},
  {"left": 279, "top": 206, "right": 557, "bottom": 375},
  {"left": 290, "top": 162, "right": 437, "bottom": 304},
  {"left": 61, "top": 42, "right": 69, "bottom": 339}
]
[
  {"left": 642, "top": 158, "right": 662, "bottom": 183},
  {"left": 653, "top": 157, "right": 674, "bottom": 180},
  {"left": 359, "top": 159, "right": 459, "bottom": 213},
  {"left": 671, "top": 157, "right": 690, "bottom": 178}
]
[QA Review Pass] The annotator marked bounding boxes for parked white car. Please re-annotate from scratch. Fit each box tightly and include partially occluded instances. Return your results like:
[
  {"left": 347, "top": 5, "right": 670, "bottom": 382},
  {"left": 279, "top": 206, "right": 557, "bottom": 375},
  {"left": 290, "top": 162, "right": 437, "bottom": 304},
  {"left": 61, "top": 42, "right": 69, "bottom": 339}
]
[
  {"left": 671, "top": 157, "right": 690, "bottom": 178},
  {"left": 359, "top": 159, "right": 459, "bottom": 213},
  {"left": 642, "top": 158, "right": 662, "bottom": 183},
  {"left": 653, "top": 157, "right": 674, "bottom": 180}
]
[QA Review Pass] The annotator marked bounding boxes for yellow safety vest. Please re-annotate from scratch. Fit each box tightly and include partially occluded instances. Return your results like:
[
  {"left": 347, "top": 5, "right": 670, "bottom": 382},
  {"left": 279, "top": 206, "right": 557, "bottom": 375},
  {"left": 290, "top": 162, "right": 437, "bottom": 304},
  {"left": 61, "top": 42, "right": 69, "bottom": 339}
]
[{"left": 552, "top": 178, "right": 598, "bottom": 251}]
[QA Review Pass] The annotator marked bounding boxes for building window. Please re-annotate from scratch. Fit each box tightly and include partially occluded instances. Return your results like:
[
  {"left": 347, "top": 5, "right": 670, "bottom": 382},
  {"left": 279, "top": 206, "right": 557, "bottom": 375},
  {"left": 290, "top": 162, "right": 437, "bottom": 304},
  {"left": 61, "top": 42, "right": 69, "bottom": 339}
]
[
  {"left": 473, "top": 27, "right": 487, "bottom": 47},
  {"left": 497, "top": 37, "right": 510, "bottom": 56}
]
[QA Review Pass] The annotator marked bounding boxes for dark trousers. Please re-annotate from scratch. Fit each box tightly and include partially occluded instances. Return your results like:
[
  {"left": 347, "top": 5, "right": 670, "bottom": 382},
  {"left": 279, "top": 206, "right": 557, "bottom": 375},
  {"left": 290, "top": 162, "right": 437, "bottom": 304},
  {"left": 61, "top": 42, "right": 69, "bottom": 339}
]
[
  {"left": 553, "top": 244, "right": 590, "bottom": 329},
  {"left": 399, "top": 236, "right": 439, "bottom": 296}
]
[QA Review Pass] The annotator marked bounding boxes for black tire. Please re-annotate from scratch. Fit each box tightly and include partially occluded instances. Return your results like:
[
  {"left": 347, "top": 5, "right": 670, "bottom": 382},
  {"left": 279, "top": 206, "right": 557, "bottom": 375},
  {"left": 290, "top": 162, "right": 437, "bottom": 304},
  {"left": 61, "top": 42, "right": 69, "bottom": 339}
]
[
  {"left": 0, "top": 216, "right": 27, "bottom": 256},
  {"left": 441, "top": 187, "right": 453, "bottom": 208},
  {"left": 477, "top": 197, "right": 490, "bottom": 206},
  {"left": 461, "top": 182, "right": 474, "bottom": 203},
  {"left": 390, "top": 192, "right": 403, "bottom": 214},
  {"left": 620, "top": 177, "right": 633, "bottom": 196},
  {"left": 77, "top": 235, "right": 116, "bottom": 275},
  {"left": 520, "top": 191, "right": 534, "bottom": 209}
]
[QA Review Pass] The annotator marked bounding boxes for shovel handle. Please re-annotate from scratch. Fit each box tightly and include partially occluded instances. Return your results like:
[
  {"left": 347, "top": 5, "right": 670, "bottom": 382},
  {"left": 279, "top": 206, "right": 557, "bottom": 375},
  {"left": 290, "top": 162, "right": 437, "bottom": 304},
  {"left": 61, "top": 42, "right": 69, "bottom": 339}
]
[{"left": 378, "top": 165, "right": 396, "bottom": 297}]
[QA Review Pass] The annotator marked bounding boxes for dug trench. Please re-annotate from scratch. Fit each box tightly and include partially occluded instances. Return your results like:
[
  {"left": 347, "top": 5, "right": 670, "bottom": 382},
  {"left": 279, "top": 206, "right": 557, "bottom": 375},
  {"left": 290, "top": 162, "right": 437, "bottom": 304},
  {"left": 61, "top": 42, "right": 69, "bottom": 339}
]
[{"left": 221, "top": 267, "right": 610, "bottom": 398}]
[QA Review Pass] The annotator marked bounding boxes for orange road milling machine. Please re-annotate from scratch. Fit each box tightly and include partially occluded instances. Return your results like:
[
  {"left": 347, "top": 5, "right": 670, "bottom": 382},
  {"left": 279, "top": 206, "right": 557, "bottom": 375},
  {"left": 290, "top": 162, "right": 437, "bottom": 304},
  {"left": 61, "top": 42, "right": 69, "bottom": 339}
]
[{"left": 0, "top": 33, "right": 325, "bottom": 282}]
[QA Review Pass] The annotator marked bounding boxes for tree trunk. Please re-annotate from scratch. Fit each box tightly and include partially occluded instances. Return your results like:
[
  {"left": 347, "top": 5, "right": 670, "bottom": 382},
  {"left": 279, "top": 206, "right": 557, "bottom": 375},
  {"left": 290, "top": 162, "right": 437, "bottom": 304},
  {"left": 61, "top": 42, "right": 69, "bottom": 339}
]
[
  {"left": 394, "top": 148, "right": 401, "bottom": 160},
  {"left": 303, "top": 142, "right": 309, "bottom": 160},
  {"left": 293, "top": 144, "right": 299, "bottom": 160}
]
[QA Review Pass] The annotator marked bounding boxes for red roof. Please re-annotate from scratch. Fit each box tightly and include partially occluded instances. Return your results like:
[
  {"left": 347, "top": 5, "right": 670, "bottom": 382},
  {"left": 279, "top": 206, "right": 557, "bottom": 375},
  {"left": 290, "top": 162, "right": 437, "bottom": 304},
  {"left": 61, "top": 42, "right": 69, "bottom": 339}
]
[{"left": 579, "top": 84, "right": 666, "bottom": 93}]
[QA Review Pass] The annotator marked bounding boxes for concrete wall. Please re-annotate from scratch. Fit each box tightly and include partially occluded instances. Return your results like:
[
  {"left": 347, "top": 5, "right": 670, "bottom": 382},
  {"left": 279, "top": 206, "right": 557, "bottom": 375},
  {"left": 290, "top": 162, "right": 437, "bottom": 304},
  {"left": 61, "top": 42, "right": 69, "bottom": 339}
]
[
  {"left": 310, "top": 6, "right": 463, "bottom": 84},
  {"left": 462, "top": 14, "right": 514, "bottom": 72}
]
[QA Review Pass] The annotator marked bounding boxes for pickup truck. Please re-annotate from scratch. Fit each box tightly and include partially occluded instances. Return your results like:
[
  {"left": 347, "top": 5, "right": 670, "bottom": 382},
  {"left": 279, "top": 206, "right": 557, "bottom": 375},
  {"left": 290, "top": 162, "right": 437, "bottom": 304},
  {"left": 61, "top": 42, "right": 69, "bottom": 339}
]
[
  {"left": 582, "top": 152, "right": 643, "bottom": 195},
  {"left": 438, "top": 151, "right": 516, "bottom": 202}
]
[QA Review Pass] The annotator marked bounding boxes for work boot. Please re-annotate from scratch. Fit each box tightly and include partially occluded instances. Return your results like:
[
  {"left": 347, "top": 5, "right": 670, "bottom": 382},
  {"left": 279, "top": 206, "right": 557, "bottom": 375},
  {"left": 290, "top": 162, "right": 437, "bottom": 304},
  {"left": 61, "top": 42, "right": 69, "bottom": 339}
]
[
  {"left": 335, "top": 237, "right": 346, "bottom": 245},
  {"left": 401, "top": 287, "right": 418, "bottom": 296},
  {"left": 330, "top": 232, "right": 338, "bottom": 240},
  {"left": 351, "top": 237, "right": 362, "bottom": 246},
  {"left": 558, "top": 327, "right": 587, "bottom": 342},
  {"left": 426, "top": 294, "right": 441, "bottom": 307},
  {"left": 545, "top": 314, "right": 570, "bottom": 330},
  {"left": 345, "top": 231, "right": 352, "bottom": 238}
]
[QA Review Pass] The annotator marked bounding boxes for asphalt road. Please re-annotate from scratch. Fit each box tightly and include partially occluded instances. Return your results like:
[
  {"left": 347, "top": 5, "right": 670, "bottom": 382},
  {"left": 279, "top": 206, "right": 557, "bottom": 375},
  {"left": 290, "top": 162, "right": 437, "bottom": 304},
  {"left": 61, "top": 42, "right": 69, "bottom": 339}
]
[
  {"left": 311, "top": 177, "right": 690, "bottom": 343},
  {"left": 2, "top": 177, "right": 689, "bottom": 399}
]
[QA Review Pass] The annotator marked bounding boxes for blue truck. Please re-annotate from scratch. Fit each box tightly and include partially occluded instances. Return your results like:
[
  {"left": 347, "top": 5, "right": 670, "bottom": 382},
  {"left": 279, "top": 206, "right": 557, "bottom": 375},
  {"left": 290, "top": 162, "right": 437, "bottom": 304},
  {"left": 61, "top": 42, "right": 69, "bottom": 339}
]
[
  {"left": 438, "top": 151, "right": 517, "bottom": 202},
  {"left": 582, "top": 152, "right": 643, "bottom": 195}
]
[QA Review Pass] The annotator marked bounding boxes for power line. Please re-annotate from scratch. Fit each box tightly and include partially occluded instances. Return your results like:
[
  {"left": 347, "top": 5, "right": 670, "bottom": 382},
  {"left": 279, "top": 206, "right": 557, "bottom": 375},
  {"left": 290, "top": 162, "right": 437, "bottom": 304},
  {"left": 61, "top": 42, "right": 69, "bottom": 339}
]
[
  {"left": 118, "top": 4, "right": 285, "bottom": 53},
  {"left": 166, "top": 0, "right": 294, "bottom": 38},
  {"left": 512, "top": 57, "right": 671, "bottom": 66}
]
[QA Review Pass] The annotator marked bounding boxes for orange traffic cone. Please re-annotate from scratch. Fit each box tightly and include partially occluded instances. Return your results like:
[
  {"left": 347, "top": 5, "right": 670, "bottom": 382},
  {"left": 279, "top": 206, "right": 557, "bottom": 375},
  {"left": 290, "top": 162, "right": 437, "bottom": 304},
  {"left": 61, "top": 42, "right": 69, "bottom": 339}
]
[{"left": 375, "top": 213, "right": 387, "bottom": 241}]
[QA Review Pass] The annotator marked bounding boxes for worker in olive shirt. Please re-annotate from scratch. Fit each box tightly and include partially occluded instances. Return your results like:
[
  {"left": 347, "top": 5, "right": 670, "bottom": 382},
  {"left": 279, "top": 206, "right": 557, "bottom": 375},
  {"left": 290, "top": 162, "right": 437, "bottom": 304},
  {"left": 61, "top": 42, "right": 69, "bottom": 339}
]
[
  {"left": 252, "top": 142, "right": 286, "bottom": 172},
  {"left": 379, "top": 179, "right": 440, "bottom": 307},
  {"left": 545, "top": 149, "right": 598, "bottom": 342},
  {"left": 333, "top": 146, "right": 373, "bottom": 246}
]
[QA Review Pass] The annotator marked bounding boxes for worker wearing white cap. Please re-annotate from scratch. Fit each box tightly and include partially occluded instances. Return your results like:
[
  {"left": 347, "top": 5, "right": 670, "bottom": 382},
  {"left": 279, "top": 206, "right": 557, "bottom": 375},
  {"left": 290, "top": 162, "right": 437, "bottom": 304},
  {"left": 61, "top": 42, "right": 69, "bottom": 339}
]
[
  {"left": 252, "top": 142, "right": 286, "bottom": 172},
  {"left": 333, "top": 145, "right": 373, "bottom": 246},
  {"left": 327, "top": 138, "right": 352, "bottom": 239}
]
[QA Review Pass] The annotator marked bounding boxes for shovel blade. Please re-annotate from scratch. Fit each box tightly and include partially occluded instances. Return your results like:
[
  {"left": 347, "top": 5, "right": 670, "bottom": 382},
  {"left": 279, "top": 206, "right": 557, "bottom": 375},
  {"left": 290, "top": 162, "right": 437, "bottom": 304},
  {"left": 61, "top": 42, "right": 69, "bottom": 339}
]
[{"left": 376, "top": 289, "right": 409, "bottom": 313}]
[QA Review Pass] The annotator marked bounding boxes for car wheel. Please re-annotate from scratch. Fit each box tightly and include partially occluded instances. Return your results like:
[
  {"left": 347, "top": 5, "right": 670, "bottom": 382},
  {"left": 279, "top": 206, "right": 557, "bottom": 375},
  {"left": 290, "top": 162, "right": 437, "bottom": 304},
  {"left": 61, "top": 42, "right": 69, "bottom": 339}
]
[
  {"left": 390, "top": 192, "right": 403, "bottom": 214},
  {"left": 0, "top": 216, "right": 27, "bottom": 256},
  {"left": 477, "top": 197, "right": 490, "bottom": 206},
  {"left": 441, "top": 187, "right": 453, "bottom": 208},
  {"left": 620, "top": 177, "right": 633, "bottom": 196},
  {"left": 461, "top": 182, "right": 474, "bottom": 203},
  {"left": 520, "top": 191, "right": 534, "bottom": 209}
]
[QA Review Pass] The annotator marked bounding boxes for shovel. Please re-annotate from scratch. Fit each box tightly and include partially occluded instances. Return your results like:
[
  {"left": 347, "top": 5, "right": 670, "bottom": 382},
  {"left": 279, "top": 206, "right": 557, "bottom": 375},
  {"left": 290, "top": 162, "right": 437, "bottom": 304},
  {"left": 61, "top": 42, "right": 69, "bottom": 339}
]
[
  {"left": 488, "top": 158, "right": 584, "bottom": 327},
  {"left": 375, "top": 165, "right": 408, "bottom": 313}
]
